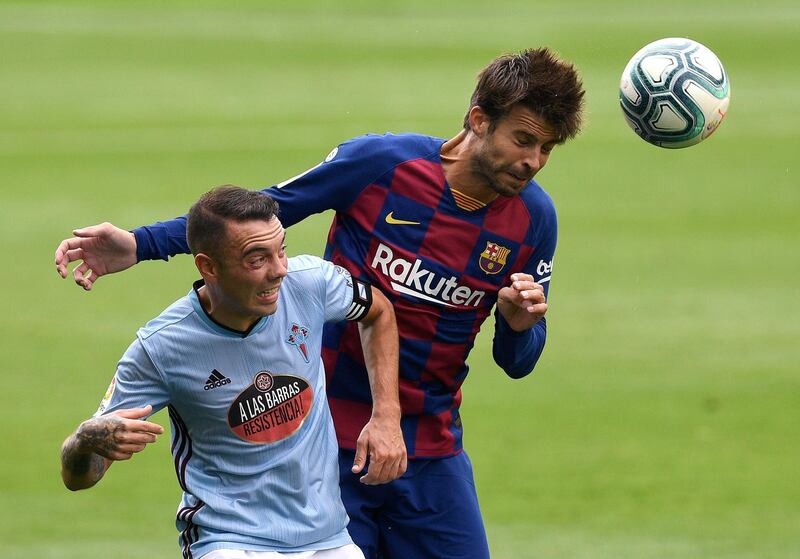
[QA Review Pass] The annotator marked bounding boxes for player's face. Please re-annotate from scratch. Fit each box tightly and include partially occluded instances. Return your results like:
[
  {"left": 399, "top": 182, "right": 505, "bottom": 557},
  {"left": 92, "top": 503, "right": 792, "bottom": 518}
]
[
  {"left": 212, "top": 217, "right": 288, "bottom": 330},
  {"left": 470, "top": 104, "right": 560, "bottom": 197}
]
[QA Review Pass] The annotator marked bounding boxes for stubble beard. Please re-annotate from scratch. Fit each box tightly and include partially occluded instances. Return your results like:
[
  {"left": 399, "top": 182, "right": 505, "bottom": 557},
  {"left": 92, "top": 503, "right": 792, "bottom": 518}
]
[{"left": 471, "top": 147, "right": 524, "bottom": 198}]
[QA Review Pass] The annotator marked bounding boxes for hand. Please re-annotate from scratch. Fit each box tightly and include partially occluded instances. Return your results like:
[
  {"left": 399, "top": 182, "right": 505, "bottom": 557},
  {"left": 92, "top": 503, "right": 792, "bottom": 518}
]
[
  {"left": 54, "top": 222, "right": 138, "bottom": 291},
  {"left": 496, "top": 273, "right": 548, "bottom": 332},
  {"left": 351, "top": 413, "right": 407, "bottom": 485},
  {"left": 76, "top": 405, "right": 164, "bottom": 461}
]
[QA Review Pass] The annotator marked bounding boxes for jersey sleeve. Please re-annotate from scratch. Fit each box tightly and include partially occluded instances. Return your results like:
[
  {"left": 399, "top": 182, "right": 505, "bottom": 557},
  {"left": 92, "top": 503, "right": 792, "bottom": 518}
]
[
  {"left": 492, "top": 194, "right": 558, "bottom": 379},
  {"left": 317, "top": 258, "right": 373, "bottom": 323},
  {"left": 94, "top": 337, "right": 169, "bottom": 419},
  {"left": 133, "top": 135, "right": 399, "bottom": 261},
  {"left": 265, "top": 135, "right": 398, "bottom": 227}
]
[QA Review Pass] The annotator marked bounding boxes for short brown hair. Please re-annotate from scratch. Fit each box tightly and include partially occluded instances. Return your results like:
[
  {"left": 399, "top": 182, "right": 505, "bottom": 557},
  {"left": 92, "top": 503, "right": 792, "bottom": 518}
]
[
  {"left": 463, "top": 48, "right": 585, "bottom": 141},
  {"left": 187, "top": 185, "right": 279, "bottom": 257}
]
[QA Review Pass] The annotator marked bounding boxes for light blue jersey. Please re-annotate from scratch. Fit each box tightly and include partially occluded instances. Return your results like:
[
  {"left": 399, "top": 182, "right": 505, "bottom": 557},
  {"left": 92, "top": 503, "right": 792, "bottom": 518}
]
[{"left": 95, "top": 255, "right": 370, "bottom": 559}]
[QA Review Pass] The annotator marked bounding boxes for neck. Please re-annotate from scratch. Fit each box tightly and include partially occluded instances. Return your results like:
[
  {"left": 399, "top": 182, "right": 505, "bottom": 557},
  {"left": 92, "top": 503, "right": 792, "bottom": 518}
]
[
  {"left": 197, "top": 284, "right": 259, "bottom": 333},
  {"left": 440, "top": 130, "right": 498, "bottom": 204}
]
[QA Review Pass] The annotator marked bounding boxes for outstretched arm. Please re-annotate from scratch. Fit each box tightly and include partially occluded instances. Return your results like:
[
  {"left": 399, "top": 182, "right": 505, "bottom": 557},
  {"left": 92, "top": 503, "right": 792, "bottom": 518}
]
[
  {"left": 351, "top": 288, "right": 406, "bottom": 485},
  {"left": 60, "top": 405, "right": 164, "bottom": 491},
  {"left": 54, "top": 136, "right": 395, "bottom": 291}
]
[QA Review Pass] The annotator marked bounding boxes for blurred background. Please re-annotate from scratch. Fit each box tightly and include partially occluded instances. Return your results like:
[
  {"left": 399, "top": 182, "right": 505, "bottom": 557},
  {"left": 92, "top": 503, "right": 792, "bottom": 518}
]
[{"left": 1, "top": 1, "right": 798, "bottom": 557}]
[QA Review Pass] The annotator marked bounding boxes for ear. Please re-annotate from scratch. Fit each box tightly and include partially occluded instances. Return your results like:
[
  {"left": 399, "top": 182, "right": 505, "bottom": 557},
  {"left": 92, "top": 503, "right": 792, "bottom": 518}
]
[
  {"left": 468, "top": 105, "right": 492, "bottom": 137},
  {"left": 195, "top": 253, "right": 218, "bottom": 281}
]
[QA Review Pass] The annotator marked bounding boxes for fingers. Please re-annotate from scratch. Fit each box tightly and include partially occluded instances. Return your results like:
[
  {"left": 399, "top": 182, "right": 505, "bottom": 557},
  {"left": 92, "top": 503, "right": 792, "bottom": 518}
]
[
  {"left": 72, "top": 262, "right": 99, "bottom": 291},
  {"left": 54, "top": 222, "right": 111, "bottom": 279},
  {"left": 94, "top": 430, "right": 159, "bottom": 461},
  {"left": 102, "top": 442, "right": 148, "bottom": 461},
  {"left": 104, "top": 449, "right": 135, "bottom": 461},
  {"left": 355, "top": 430, "right": 407, "bottom": 485},
  {"left": 359, "top": 457, "right": 386, "bottom": 485},
  {"left": 54, "top": 238, "right": 88, "bottom": 278},
  {"left": 103, "top": 415, "right": 163, "bottom": 460},
  {"left": 351, "top": 435, "right": 368, "bottom": 474},
  {"left": 73, "top": 222, "right": 111, "bottom": 238},
  {"left": 508, "top": 274, "right": 545, "bottom": 310},
  {"left": 360, "top": 450, "right": 405, "bottom": 485},
  {"left": 116, "top": 404, "right": 157, "bottom": 422},
  {"left": 116, "top": 429, "right": 160, "bottom": 444},
  {"left": 510, "top": 273, "right": 534, "bottom": 283}
]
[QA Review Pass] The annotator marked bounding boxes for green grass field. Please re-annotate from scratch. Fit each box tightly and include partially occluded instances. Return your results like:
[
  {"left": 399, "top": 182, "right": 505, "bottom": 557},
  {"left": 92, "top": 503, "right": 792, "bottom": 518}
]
[{"left": 2, "top": 1, "right": 798, "bottom": 557}]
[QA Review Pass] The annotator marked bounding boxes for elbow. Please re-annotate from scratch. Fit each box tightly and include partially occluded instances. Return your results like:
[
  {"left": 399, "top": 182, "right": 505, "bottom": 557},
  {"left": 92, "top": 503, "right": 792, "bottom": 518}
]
[
  {"left": 501, "top": 360, "right": 537, "bottom": 380},
  {"left": 62, "top": 473, "right": 93, "bottom": 492},
  {"left": 62, "top": 469, "right": 102, "bottom": 491},
  {"left": 64, "top": 482, "right": 84, "bottom": 492},
  {"left": 493, "top": 344, "right": 543, "bottom": 379}
]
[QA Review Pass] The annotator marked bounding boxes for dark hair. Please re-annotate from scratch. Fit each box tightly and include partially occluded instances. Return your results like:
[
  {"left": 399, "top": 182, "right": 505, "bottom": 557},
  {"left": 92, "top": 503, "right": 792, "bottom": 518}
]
[
  {"left": 463, "top": 48, "right": 585, "bottom": 141},
  {"left": 187, "top": 185, "right": 279, "bottom": 257}
]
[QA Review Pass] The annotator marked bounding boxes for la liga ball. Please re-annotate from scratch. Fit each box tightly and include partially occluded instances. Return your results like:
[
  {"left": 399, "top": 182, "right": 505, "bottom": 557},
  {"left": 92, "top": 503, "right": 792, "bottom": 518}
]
[{"left": 619, "top": 37, "right": 730, "bottom": 148}]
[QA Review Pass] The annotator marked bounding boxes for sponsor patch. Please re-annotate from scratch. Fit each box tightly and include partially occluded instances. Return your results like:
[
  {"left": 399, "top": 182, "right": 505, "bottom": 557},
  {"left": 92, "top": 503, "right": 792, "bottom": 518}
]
[
  {"left": 95, "top": 375, "right": 117, "bottom": 416},
  {"left": 334, "top": 265, "right": 353, "bottom": 287},
  {"left": 324, "top": 146, "right": 339, "bottom": 162},
  {"left": 370, "top": 242, "right": 485, "bottom": 307},
  {"left": 227, "top": 371, "right": 314, "bottom": 444}
]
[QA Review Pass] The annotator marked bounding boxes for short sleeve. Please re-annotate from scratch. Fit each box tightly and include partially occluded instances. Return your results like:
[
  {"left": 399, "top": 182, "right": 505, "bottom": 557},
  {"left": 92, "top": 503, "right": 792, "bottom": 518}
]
[
  {"left": 318, "top": 259, "right": 373, "bottom": 323},
  {"left": 94, "top": 338, "right": 170, "bottom": 419}
]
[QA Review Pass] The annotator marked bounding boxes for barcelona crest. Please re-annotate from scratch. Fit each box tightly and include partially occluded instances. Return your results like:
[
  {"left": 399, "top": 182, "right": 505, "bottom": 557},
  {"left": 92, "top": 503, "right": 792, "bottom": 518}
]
[{"left": 479, "top": 241, "right": 511, "bottom": 275}]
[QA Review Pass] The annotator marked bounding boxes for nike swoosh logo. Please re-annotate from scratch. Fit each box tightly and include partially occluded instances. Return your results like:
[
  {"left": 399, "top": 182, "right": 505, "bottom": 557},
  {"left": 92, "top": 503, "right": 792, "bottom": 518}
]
[{"left": 385, "top": 211, "right": 420, "bottom": 226}]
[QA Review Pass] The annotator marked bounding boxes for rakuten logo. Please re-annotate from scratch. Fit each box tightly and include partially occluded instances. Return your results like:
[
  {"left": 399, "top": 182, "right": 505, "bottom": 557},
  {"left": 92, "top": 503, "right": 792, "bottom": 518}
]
[{"left": 370, "top": 243, "right": 485, "bottom": 307}]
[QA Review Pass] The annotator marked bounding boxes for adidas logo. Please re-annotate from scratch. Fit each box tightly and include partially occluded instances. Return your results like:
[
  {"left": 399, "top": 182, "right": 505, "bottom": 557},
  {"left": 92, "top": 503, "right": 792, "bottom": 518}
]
[{"left": 204, "top": 369, "right": 231, "bottom": 391}]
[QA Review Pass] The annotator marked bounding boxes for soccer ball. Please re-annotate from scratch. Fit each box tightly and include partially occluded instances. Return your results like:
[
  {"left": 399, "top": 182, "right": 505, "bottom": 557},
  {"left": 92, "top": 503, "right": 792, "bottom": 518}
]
[{"left": 619, "top": 37, "right": 730, "bottom": 148}]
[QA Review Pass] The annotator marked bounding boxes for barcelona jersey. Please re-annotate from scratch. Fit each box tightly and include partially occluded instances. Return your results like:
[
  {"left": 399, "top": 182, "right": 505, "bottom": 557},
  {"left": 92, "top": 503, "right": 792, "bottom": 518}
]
[{"left": 134, "top": 133, "right": 557, "bottom": 458}]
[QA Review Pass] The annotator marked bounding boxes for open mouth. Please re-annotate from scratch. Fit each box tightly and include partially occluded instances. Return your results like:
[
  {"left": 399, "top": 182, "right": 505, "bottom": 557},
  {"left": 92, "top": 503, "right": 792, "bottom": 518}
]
[{"left": 257, "top": 286, "right": 280, "bottom": 301}]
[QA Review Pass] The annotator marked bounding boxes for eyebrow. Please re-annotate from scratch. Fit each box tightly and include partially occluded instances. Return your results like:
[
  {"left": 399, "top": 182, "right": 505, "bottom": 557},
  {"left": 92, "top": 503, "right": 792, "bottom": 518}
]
[{"left": 516, "top": 130, "right": 560, "bottom": 145}]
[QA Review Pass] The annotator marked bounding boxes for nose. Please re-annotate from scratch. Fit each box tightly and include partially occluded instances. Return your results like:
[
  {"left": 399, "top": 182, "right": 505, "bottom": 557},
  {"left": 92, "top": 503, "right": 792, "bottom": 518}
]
[
  {"left": 267, "top": 255, "right": 288, "bottom": 281},
  {"left": 523, "top": 146, "right": 544, "bottom": 174}
]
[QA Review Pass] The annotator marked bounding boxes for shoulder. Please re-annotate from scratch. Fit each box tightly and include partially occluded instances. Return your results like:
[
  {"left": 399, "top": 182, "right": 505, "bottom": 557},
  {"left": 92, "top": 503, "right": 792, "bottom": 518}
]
[
  {"left": 287, "top": 254, "right": 326, "bottom": 275},
  {"left": 518, "top": 180, "right": 558, "bottom": 225},
  {"left": 283, "top": 255, "right": 328, "bottom": 292},
  {"left": 136, "top": 294, "right": 197, "bottom": 341},
  {"left": 337, "top": 132, "right": 445, "bottom": 167},
  {"left": 284, "top": 255, "right": 352, "bottom": 298}
]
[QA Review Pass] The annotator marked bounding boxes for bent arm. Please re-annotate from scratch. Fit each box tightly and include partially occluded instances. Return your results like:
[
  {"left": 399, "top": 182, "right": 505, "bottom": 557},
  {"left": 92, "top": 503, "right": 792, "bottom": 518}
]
[
  {"left": 358, "top": 288, "right": 401, "bottom": 423},
  {"left": 134, "top": 136, "right": 395, "bottom": 262},
  {"left": 60, "top": 406, "right": 163, "bottom": 491},
  {"left": 352, "top": 287, "right": 406, "bottom": 484},
  {"left": 60, "top": 425, "right": 112, "bottom": 491},
  {"left": 492, "top": 311, "right": 547, "bottom": 379}
]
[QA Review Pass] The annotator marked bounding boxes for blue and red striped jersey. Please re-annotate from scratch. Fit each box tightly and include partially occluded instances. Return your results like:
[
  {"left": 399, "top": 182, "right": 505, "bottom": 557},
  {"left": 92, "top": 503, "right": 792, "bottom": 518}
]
[{"left": 134, "top": 133, "right": 557, "bottom": 458}]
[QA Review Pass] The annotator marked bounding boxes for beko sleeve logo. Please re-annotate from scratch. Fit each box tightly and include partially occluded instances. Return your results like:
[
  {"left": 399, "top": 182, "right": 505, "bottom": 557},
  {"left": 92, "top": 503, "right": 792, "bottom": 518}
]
[{"left": 536, "top": 259, "right": 553, "bottom": 281}]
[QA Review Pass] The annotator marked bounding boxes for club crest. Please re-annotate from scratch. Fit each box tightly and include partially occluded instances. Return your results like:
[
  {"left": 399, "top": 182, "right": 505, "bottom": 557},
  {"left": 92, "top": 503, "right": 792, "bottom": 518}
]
[
  {"left": 287, "top": 323, "right": 310, "bottom": 363},
  {"left": 479, "top": 241, "right": 511, "bottom": 275}
]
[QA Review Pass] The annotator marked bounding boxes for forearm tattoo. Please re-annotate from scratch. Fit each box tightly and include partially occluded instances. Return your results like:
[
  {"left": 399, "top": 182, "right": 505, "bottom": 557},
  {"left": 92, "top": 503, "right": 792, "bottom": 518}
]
[
  {"left": 61, "top": 436, "right": 105, "bottom": 480},
  {"left": 76, "top": 416, "right": 124, "bottom": 456},
  {"left": 62, "top": 416, "right": 124, "bottom": 480}
]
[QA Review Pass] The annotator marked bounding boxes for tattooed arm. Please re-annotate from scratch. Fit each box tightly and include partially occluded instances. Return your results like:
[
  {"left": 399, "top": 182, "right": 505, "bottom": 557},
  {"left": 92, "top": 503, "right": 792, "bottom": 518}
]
[{"left": 60, "top": 405, "right": 164, "bottom": 491}]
